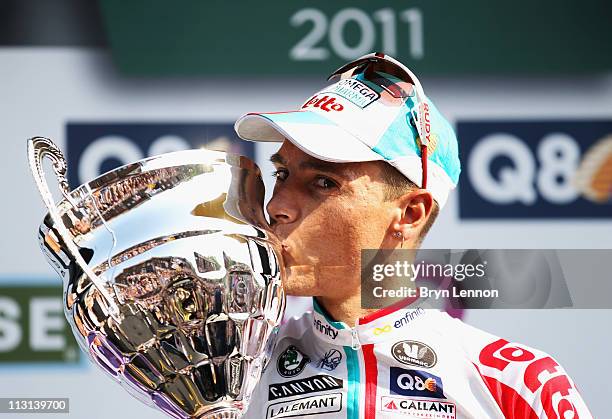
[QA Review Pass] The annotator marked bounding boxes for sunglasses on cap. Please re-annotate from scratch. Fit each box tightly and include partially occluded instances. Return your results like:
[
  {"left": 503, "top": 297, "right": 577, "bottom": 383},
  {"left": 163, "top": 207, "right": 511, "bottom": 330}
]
[{"left": 327, "top": 52, "right": 432, "bottom": 189}]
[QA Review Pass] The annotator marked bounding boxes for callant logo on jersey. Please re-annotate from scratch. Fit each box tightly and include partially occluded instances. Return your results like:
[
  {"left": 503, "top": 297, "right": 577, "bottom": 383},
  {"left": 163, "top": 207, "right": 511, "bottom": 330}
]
[
  {"left": 277, "top": 345, "right": 310, "bottom": 378},
  {"left": 392, "top": 340, "right": 437, "bottom": 368},
  {"left": 381, "top": 396, "right": 456, "bottom": 419},
  {"left": 480, "top": 338, "right": 581, "bottom": 419},
  {"left": 302, "top": 95, "right": 345, "bottom": 112},
  {"left": 266, "top": 393, "right": 342, "bottom": 418},
  {"left": 390, "top": 367, "right": 446, "bottom": 399},
  {"left": 313, "top": 318, "right": 339, "bottom": 340},
  {"left": 268, "top": 374, "right": 343, "bottom": 401}
]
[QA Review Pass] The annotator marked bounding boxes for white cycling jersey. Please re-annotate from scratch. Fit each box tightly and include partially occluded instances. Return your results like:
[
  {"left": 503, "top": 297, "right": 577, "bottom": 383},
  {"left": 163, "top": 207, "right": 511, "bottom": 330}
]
[{"left": 243, "top": 299, "right": 591, "bottom": 419}]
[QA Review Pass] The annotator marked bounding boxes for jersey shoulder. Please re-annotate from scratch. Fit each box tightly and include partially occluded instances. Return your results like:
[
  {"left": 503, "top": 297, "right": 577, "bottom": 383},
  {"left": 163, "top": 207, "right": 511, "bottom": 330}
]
[{"left": 436, "top": 312, "right": 591, "bottom": 419}]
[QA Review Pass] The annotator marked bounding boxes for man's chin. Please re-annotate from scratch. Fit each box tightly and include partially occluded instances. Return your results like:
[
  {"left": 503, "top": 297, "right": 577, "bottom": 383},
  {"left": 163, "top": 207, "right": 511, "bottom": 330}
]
[
  {"left": 282, "top": 265, "right": 318, "bottom": 296},
  {"left": 280, "top": 264, "right": 358, "bottom": 297}
]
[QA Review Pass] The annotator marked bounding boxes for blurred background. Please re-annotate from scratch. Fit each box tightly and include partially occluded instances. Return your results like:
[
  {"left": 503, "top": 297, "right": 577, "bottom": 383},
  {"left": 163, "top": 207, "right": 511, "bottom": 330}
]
[{"left": 1, "top": 0, "right": 610, "bottom": 417}]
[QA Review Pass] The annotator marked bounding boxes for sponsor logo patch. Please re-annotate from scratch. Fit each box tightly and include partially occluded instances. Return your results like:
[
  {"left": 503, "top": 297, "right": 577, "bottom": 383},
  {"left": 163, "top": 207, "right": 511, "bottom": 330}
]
[
  {"left": 268, "top": 374, "right": 343, "bottom": 401},
  {"left": 390, "top": 367, "right": 445, "bottom": 399},
  {"left": 326, "top": 78, "right": 380, "bottom": 108},
  {"left": 480, "top": 338, "right": 582, "bottom": 418},
  {"left": 266, "top": 393, "right": 343, "bottom": 418},
  {"left": 392, "top": 340, "right": 437, "bottom": 368},
  {"left": 301, "top": 95, "right": 345, "bottom": 112},
  {"left": 393, "top": 307, "right": 426, "bottom": 329},
  {"left": 313, "top": 319, "right": 339, "bottom": 340},
  {"left": 373, "top": 324, "right": 392, "bottom": 335},
  {"left": 316, "top": 349, "right": 342, "bottom": 371},
  {"left": 381, "top": 396, "right": 456, "bottom": 418},
  {"left": 277, "top": 345, "right": 310, "bottom": 378}
]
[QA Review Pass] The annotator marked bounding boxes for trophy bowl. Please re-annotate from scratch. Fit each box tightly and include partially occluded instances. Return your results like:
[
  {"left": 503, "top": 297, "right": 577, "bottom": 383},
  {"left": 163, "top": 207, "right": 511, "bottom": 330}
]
[{"left": 27, "top": 137, "right": 285, "bottom": 419}]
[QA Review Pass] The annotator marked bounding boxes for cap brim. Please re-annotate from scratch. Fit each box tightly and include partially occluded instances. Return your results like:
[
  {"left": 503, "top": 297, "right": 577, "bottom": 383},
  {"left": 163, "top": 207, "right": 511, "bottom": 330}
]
[{"left": 234, "top": 110, "right": 383, "bottom": 163}]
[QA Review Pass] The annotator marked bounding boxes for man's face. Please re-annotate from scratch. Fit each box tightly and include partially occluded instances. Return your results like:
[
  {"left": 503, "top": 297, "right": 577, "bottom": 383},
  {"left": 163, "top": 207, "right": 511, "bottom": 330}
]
[{"left": 266, "top": 140, "right": 398, "bottom": 298}]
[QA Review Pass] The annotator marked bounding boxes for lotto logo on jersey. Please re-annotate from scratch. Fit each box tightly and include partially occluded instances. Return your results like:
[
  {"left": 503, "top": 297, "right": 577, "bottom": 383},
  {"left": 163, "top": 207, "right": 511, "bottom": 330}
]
[
  {"left": 381, "top": 396, "right": 456, "bottom": 419},
  {"left": 480, "top": 338, "right": 582, "bottom": 419},
  {"left": 390, "top": 367, "right": 446, "bottom": 399}
]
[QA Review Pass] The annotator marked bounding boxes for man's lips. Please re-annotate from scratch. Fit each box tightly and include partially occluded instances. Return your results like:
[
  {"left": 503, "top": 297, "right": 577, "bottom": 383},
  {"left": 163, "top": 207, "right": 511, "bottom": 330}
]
[{"left": 281, "top": 243, "right": 297, "bottom": 267}]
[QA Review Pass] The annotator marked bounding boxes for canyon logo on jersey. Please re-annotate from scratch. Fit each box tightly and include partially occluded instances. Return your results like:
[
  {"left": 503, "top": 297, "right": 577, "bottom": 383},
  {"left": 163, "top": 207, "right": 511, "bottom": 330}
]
[{"left": 268, "top": 374, "right": 343, "bottom": 401}]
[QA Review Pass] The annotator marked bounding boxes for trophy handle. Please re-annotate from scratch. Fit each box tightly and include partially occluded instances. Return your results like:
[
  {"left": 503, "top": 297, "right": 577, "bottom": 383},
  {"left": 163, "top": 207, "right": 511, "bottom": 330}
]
[{"left": 27, "top": 137, "right": 120, "bottom": 317}]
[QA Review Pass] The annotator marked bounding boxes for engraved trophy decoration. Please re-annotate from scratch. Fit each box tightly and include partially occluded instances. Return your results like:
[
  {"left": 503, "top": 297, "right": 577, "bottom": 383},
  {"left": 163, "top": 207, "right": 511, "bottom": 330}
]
[{"left": 27, "top": 137, "right": 285, "bottom": 418}]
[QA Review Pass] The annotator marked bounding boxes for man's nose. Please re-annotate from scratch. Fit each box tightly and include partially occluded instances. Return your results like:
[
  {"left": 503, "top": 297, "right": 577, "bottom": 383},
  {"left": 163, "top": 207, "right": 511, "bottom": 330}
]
[{"left": 266, "top": 189, "right": 299, "bottom": 226}]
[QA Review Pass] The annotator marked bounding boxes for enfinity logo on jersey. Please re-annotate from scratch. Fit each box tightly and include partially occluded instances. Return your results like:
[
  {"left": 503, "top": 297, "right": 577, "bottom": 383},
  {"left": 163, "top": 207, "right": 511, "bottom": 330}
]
[
  {"left": 373, "top": 307, "right": 426, "bottom": 336},
  {"left": 277, "top": 345, "right": 310, "bottom": 378},
  {"left": 390, "top": 367, "right": 446, "bottom": 399},
  {"left": 313, "top": 318, "right": 339, "bottom": 340},
  {"left": 392, "top": 340, "right": 438, "bottom": 368}
]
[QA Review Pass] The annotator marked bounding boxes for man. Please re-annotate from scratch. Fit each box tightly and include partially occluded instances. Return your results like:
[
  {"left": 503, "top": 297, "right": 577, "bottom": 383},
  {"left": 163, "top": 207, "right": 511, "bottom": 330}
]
[{"left": 234, "top": 53, "right": 590, "bottom": 418}]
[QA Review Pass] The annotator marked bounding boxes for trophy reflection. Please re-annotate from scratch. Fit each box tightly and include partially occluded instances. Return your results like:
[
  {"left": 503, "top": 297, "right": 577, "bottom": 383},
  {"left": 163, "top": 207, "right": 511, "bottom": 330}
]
[{"left": 28, "top": 137, "right": 285, "bottom": 419}]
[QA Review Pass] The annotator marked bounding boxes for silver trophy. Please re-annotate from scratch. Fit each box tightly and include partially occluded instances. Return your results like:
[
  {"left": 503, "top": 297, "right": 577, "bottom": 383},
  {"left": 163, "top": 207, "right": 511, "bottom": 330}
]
[{"left": 27, "top": 137, "right": 285, "bottom": 419}]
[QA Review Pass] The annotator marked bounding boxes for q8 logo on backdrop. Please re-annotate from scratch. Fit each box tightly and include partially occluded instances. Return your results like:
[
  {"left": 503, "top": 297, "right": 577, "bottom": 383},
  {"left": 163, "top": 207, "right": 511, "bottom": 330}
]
[
  {"left": 457, "top": 120, "right": 612, "bottom": 218},
  {"left": 66, "top": 123, "right": 254, "bottom": 187}
]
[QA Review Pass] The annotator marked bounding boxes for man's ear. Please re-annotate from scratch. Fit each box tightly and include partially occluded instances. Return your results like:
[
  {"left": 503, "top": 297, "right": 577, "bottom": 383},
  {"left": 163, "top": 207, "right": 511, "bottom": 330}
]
[{"left": 393, "top": 189, "right": 434, "bottom": 241}]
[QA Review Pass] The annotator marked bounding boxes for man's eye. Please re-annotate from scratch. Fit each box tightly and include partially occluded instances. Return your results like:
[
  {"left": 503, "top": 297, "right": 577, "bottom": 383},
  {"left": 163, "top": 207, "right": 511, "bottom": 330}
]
[
  {"left": 314, "top": 176, "right": 337, "bottom": 189},
  {"left": 272, "top": 169, "right": 288, "bottom": 181}
]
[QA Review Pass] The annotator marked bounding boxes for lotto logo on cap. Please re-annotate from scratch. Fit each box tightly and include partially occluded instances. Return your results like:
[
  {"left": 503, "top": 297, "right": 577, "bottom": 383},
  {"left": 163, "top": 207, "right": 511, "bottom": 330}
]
[{"left": 302, "top": 95, "right": 345, "bottom": 112}]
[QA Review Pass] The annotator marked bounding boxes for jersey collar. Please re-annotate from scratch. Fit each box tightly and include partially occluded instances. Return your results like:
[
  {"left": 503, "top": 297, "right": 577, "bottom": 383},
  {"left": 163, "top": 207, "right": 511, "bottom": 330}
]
[{"left": 312, "top": 298, "right": 432, "bottom": 348}]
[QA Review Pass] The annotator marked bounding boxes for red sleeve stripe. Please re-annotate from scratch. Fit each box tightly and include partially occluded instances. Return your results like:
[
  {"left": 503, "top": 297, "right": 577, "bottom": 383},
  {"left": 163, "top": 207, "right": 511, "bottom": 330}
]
[{"left": 362, "top": 344, "right": 378, "bottom": 419}]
